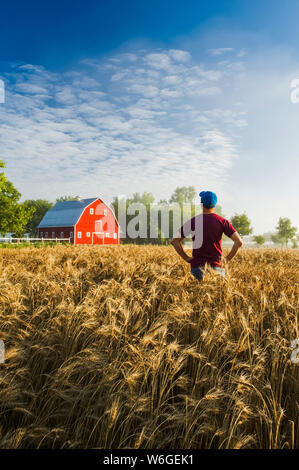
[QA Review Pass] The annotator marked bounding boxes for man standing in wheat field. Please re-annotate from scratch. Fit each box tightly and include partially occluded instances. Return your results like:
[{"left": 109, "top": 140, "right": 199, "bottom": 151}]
[{"left": 171, "top": 191, "right": 243, "bottom": 280}]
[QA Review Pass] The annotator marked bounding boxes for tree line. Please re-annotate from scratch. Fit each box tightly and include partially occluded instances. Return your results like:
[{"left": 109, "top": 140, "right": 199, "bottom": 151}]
[{"left": 0, "top": 158, "right": 298, "bottom": 246}]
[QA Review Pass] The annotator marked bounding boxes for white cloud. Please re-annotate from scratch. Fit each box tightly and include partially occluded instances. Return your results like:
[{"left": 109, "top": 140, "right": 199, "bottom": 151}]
[
  {"left": 163, "top": 75, "right": 182, "bottom": 85},
  {"left": 144, "top": 52, "right": 173, "bottom": 71},
  {"left": 208, "top": 48, "right": 234, "bottom": 56},
  {"left": 111, "top": 71, "right": 127, "bottom": 81},
  {"left": 168, "top": 49, "right": 191, "bottom": 62},
  {"left": 127, "top": 83, "right": 160, "bottom": 98},
  {"left": 0, "top": 47, "right": 243, "bottom": 209},
  {"left": 237, "top": 49, "right": 248, "bottom": 58},
  {"left": 15, "top": 82, "right": 49, "bottom": 95}
]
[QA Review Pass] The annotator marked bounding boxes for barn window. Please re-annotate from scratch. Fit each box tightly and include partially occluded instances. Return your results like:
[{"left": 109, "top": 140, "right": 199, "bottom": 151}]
[
  {"left": 86, "top": 232, "right": 90, "bottom": 237},
  {"left": 45, "top": 232, "right": 48, "bottom": 238},
  {"left": 60, "top": 231, "right": 64, "bottom": 238},
  {"left": 90, "top": 208, "right": 94, "bottom": 215},
  {"left": 106, "top": 232, "right": 109, "bottom": 237},
  {"left": 52, "top": 232, "right": 55, "bottom": 238},
  {"left": 113, "top": 233, "right": 117, "bottom": 239},
  {"left": 70, "top": 232, "right": 73, "bottom": 238},
  {"left": 40, "top": 232, "right": 43, "bottom": 237},
  {"left": 104, "top": 209, "right": 107, "bottom": 215},
  {"left": 77, "top": 232, "right": 82, "bottom": 239}
]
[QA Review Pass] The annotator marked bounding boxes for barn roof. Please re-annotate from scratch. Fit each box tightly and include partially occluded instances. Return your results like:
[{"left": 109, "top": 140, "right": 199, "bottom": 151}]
[{"left": 38, "top": 198, "right": 97, "bottom": 228}]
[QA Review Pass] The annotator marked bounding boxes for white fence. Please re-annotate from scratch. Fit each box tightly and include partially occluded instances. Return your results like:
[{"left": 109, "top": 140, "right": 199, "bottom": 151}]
[{"left": 0, "top": 237, "right": 71, "bottom": 243}]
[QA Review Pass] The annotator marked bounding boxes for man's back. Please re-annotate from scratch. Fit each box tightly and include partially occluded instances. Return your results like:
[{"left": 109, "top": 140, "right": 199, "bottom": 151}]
[
  {"left": 172, "top": 190, "right": 243, "bottom": 278},
  {"left": 180, "top": 213, "right": 236, "bottom": 268}
]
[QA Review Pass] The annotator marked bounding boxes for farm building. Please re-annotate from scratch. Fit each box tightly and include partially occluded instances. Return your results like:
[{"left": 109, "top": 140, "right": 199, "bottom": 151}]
[{"left": 37, "top": 197, "right": 119, "bottom": 245}]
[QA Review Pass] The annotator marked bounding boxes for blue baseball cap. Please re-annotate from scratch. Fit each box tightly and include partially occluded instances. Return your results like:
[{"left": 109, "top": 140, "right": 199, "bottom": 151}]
[{"left": 199, "top": 191, "right": 218, "bottom": 208}]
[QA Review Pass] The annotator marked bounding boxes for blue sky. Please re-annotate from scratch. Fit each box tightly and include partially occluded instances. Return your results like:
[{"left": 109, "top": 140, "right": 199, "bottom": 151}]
[{"left": 0, "top": 0, "right": 299, "bottom": 233}]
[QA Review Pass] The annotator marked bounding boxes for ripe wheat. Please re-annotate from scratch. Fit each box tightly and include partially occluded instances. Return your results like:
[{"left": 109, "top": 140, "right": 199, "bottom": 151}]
[{"left": 0, "top": 245, "right": 298, "bottom": 449}]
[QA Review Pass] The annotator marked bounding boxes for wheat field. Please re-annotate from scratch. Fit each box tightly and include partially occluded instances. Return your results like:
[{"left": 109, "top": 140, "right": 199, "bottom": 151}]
[{"left": 0, "top": 245, "right": 298, "bottom": 449}]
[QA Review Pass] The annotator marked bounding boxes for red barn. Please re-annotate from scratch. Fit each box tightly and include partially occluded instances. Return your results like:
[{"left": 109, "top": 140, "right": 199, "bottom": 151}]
[{"left": 37, "top": 197, "right": 119, "bottom": 245}]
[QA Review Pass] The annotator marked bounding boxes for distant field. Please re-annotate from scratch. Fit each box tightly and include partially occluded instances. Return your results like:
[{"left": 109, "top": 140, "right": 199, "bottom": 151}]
[{"left": 0, "top": 245, "right": 298, "bottom": 449}]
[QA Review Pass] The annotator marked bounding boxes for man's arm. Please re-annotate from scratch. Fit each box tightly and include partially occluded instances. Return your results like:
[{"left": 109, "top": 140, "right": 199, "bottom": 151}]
[
  {"left": 225, "top": 231, "right": 243, "bottom": 262},
  {"left": 171, "top": 236, "right": 193, "bottom": 263}
]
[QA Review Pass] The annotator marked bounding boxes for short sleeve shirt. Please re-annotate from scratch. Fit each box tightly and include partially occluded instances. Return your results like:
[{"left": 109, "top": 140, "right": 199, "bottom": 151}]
[{"left": 178, "top": 213, "right": 236, "bottom": 268}]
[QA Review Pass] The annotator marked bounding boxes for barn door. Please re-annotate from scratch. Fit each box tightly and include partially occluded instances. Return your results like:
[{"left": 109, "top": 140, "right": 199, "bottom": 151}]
[{"left": 93, "top": 220, "right": 104, "bottom": 245}]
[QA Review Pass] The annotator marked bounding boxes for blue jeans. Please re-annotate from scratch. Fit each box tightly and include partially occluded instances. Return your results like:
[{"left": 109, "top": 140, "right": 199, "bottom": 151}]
[{"left": 191, "top": 265, "right": 226, "bottom": 281}]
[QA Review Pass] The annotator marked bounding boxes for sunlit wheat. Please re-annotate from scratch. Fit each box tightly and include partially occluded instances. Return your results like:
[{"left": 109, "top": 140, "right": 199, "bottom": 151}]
[{"left": 0, "top": 245, "right": 298, "bottom": 448}]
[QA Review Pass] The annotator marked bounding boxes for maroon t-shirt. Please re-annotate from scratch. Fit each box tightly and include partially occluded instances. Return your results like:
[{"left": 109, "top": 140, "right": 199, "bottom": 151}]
[{"left": 179, "top": 213, "right": 236, "bottom": 268}]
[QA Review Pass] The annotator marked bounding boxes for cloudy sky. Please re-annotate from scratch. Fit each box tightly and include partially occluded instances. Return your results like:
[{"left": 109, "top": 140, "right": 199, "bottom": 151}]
[{"left": 0, "top": 0, "right": 299, "bottom": 234}]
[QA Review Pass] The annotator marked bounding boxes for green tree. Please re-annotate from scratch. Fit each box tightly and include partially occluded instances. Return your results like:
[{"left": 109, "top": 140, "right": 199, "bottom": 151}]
[
  {"left": 291, "top": 236, "right": 298, "bottom": 248},
  {"left": 130, "top": 192, "right": 155, "bottom": 207},
  {"left": 276, "top": 217, "right": 297, "bottom": 247},
  {"left": 157, "top": 199, "right": 168, "bottom": 205},
  {"left": 56, "top": 195, "right": 80, "bottom": 202},
  {"left": 169, "top": 186, "right": 196, "bottom": 205},
  {"left": 231, "top": 213, "right": 253, "bottom": 236},
  {"left": 253, "top": 235, "right": 266, "bottom": 246},
  {"left": 0, "top": 159, "right": 35, "bottom": 236},
  {"left": 23, "top": 199, "right": 54, "bottom": 236},
  {"left": 0, "top": 160, "right": 6, "bottom": 190},
  {"left": 271, "top": 233, "right": 284, "bottom": 247}
]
